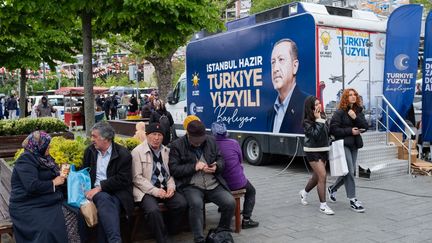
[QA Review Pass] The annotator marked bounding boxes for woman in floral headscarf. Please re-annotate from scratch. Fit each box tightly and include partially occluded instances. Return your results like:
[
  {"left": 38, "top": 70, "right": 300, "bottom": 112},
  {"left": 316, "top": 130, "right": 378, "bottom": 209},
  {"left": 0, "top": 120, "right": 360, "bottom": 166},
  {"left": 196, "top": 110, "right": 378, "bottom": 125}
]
[{"left": 9, "top": 131, "right": 68, "bottom": 243}]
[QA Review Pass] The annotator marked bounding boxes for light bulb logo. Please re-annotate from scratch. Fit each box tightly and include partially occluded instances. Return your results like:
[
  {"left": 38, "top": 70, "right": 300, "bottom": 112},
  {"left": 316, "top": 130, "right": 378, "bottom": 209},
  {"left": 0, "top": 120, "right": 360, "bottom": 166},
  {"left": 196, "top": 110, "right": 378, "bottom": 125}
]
[
  {"left": 320, "top": 31, "right": 331, "bottom": 50},
  {"left": 191, "top": 72, "right": 200, "bottom": 88}
]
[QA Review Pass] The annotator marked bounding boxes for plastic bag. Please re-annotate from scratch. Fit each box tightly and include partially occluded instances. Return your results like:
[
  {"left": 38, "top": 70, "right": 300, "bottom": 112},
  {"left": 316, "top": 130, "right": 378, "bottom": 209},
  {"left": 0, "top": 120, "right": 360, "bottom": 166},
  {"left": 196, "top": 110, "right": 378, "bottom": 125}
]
[
  {"left": 329, "top": 139, "right": 349, "bottom": 177},
  {"left": 67, "top": 165, "right": 91, "bottom": 208}
]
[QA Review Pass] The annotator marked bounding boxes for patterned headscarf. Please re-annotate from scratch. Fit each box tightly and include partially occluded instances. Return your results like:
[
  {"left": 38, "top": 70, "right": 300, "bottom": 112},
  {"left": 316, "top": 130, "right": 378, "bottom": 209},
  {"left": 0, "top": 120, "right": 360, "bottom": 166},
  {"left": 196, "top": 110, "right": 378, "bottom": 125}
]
[{"left": 22, "top": 131, "right": 59, "bottom": 174}]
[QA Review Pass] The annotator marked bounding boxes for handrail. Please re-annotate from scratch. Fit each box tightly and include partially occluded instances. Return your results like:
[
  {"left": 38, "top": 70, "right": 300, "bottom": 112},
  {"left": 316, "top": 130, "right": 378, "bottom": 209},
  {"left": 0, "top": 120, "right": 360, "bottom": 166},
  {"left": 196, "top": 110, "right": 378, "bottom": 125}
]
[
  {"left": 376, "top": 95, "right": 415, "bottom": 175},
  {"left": 378, "top": 95, "right": 415, "bottom": 137}
]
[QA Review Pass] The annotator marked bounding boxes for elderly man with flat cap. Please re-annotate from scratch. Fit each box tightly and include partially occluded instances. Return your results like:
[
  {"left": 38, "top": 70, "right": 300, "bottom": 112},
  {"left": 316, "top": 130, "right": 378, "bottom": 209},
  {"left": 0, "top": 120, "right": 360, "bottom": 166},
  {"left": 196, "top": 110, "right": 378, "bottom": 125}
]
[
  {"left": 169, "top": 120, "right": 235, "bottom": 243},
  {"left": 131, "top": 123, "right": 187, "bottom": 243}
]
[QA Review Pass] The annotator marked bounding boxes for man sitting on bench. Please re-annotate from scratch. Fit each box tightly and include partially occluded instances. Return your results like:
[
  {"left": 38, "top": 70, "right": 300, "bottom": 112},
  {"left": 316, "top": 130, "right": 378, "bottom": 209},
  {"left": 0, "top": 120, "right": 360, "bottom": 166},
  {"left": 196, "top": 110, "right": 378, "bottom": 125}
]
[
  {"left": 211, "top": 121, "right": 259, "bottom": 229},
  {"left": 169, "top": 119, "right": 235, "bottom": 243},
  {"left": 131, "top": 123, "right": 187, "bottom": 243}
]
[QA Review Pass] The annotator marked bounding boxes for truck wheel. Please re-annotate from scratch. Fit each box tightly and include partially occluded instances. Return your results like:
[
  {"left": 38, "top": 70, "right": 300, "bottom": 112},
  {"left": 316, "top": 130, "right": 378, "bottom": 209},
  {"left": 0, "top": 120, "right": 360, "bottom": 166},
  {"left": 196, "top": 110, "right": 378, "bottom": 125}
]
[{"left": 243, "top": 137, "right": 267, "bottom": 166}]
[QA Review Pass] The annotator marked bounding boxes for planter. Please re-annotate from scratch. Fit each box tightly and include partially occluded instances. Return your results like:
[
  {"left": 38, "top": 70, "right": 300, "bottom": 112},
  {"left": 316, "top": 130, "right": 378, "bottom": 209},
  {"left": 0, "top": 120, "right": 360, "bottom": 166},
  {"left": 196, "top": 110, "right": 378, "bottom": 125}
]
[
  {"left": 0, "top": 131, "right": 74, "bottom": 158},
  {"left": 108, "top": 119, "right": 149, "bottom": 137}
]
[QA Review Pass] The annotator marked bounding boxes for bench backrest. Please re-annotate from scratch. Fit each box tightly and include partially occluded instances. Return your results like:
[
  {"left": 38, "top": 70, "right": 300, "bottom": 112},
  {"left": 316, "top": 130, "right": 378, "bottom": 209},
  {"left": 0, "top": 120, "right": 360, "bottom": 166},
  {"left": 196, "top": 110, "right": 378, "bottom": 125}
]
[{"left": 0, "top": 159, "right": 12, "bottom": 220}]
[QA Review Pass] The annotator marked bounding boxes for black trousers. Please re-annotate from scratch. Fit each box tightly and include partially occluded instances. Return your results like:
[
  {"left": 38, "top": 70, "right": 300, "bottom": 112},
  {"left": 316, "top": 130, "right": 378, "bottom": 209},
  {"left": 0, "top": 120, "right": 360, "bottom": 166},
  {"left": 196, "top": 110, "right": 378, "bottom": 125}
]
[
  {"left": 182, "top": 185, "right": 235, "bottom": 243},
  {"left": 139, "top": 193, "right": 187, "bottom": 243},
  {"left": 242, "top": 180, "right": 256, "bottom": 219}
]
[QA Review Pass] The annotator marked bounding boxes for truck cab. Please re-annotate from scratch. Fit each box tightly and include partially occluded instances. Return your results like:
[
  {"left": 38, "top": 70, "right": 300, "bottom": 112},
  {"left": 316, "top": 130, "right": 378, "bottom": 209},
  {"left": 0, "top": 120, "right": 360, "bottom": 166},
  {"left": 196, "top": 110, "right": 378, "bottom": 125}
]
[{"left": 166, "top": 72, "right": 188, "bottom": 137}]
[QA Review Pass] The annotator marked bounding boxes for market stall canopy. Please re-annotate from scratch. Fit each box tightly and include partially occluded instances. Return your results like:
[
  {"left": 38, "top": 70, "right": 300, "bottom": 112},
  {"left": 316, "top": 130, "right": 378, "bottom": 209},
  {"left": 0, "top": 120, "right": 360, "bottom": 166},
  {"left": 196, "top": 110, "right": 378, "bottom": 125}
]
[{"left": 55, "top": 87, "right": 109, "bottom": 96}]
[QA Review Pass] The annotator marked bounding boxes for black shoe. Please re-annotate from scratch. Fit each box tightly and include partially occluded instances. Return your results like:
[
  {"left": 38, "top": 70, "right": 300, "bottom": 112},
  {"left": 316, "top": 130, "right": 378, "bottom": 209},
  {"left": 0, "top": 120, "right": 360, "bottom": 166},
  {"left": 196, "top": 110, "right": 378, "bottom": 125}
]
[
  {"left": 242, "top": 218, "right": 259, "bottom": 229},
  {"left": 327, "top": 186, "right": 336, "bottom": 203},
  {"left": 350, "top": 199, "right": 365, "bottom": 213}
]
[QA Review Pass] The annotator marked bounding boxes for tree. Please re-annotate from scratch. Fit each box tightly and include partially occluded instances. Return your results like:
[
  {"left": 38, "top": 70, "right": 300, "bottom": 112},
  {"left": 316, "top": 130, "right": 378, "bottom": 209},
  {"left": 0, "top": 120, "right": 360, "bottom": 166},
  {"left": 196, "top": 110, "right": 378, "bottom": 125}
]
[
  {"left": 411, "top": 0, "right": 432, "bottom": 11},
  {"left": 104, "top": 0, "right": 223, "bottom": 101},
  {"left": 0, "top": 1, "right": 79, "bottom": 118},
  {"left": 250, "top": 0, "right": 296, "bottom": 14}
]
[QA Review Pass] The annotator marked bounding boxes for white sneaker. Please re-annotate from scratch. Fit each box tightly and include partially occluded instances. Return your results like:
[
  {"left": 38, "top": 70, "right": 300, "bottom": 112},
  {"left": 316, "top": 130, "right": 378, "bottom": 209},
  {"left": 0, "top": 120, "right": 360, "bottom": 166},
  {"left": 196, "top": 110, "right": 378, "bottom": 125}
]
[
  {"left": 320, "top": 204, "right": 335, "bottom": 215},
  {"left": 299, "top": 190, "right": 308, "bottom": 205}
]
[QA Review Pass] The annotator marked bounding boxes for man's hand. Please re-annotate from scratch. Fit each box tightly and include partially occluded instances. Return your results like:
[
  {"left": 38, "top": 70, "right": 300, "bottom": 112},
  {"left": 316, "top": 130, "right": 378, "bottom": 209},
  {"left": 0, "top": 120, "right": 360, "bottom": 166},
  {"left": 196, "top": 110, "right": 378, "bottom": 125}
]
[
  {"left": 195, "top": 161, "right": 206, "bottom": 171},
  {"left": 348, "top": 109, "right": 357, "bottom": 120},
  {"left": 203, "top": 162, "right": 217, "bottom": 174},
  {"left": 157, "top": 189, "right": 167, "bottom": 199},
  {"left": 165, "top": 188, "right": 175, "bottom": 198},
  {"left": 85, "top": 187, "right": 102, "bottom": 200}
]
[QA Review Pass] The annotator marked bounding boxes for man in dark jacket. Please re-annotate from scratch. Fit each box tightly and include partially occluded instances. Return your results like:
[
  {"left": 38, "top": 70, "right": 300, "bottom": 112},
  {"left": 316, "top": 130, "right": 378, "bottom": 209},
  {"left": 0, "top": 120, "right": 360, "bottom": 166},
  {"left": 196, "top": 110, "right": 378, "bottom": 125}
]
[
  {"left": 169, "top": 120, "right": 235, "bottom": 243},
  {"left": 83, "top": 121, "right": 134, "bottom": 242}
]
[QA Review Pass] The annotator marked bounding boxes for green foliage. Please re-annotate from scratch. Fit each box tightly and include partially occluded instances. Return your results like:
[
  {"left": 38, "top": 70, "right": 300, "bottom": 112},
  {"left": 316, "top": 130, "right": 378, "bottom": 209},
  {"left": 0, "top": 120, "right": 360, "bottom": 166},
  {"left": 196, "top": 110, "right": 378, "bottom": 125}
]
[
  {"left": 0, "top": 1, "right": 79, "bottom": 70},
  {"left": 411, "top": 0, "right": 432, "bottom": 11},
  {"left": 250, "top": 0, "right": 296, "bottom": 14},
  {"left": 172, "top": 57, "right": 185, "bottom": 85},
  {"left": 49, "top": 136, "right": 87, "bottom": 167},
  {"left": 0, "top": 117, "right": 68, "bottom": 136},
  {"left": 114, "top": 137, "right": 141, "bottom": 151},
  {"left": 13, "top": 136, "right": 89, "bottom": 167}
]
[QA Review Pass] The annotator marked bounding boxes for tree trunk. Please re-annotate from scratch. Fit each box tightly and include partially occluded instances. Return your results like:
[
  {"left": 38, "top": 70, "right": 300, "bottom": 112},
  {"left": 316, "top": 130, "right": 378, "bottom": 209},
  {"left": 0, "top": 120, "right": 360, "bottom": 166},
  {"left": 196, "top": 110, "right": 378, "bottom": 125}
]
[
  {"left": 81, "top": 12, "right": 95, "bottom": 137},
  {"left": 147, "top": 54, "right": 174, "bottom": 102},
  {"left": 19, "top": 68, "right": 27, "bottom": 118}
]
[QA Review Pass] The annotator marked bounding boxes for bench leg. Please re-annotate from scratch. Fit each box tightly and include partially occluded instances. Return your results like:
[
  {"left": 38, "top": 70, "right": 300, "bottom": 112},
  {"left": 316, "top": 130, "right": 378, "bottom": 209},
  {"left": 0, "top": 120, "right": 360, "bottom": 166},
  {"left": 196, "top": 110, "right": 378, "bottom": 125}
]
[
  {"left": 131, "top": 214, "right": 141, "bottom": 241},
  {"left": 234, "top": 197, "right": 241, "bottom": 233}
]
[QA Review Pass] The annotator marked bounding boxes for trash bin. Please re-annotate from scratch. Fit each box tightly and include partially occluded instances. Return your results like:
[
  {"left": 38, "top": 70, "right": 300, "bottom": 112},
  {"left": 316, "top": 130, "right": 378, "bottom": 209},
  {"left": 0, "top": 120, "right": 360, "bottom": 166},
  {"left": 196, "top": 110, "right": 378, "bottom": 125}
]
[{"left": 117, "top": 106, "right": 127, "bottom": 119}]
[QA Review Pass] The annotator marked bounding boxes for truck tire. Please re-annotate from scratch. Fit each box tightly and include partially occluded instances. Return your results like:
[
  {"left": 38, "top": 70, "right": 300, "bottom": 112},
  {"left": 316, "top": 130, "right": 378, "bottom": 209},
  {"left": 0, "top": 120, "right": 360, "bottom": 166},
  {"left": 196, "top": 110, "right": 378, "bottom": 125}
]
[{"left": 243, "top": 137, "right": 267, "bottom": 166}]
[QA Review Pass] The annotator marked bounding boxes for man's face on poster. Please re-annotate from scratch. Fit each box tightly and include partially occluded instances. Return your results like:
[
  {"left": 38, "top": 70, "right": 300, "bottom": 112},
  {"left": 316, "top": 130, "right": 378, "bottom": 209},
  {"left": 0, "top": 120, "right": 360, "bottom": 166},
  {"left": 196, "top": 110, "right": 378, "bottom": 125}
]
[{"left": 271, "top": 41, "right": 299, "bottom": 93}]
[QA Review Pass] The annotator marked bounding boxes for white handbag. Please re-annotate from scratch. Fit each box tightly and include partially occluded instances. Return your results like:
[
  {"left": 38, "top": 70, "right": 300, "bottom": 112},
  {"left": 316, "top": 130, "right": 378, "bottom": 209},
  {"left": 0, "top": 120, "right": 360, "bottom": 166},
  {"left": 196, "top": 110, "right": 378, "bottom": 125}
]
[{"left": 329, "top": 139, "right": 349, "bottom": 177}]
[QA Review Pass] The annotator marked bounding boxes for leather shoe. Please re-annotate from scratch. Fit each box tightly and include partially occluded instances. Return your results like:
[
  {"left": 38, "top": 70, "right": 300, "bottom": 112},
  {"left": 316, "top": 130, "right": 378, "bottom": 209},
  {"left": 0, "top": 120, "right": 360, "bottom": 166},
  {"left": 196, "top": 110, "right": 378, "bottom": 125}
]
[{"left": 242, "top": 218, "right": 259, "bottom": 229}]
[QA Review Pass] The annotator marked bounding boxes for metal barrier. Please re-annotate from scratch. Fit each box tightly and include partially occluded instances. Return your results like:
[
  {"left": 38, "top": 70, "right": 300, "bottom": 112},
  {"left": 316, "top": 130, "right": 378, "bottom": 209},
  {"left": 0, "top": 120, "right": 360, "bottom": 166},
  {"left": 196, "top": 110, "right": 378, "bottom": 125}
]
[{"left": 375, "top": 95, "right": 416, "bottom": 174}]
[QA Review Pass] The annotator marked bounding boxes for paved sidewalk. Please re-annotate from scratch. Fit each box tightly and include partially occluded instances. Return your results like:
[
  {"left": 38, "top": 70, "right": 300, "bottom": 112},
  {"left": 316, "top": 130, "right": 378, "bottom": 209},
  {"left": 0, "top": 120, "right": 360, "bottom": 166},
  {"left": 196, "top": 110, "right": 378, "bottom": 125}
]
[{"left": 169, "top": 160, "right": 432, "bottom": 243}]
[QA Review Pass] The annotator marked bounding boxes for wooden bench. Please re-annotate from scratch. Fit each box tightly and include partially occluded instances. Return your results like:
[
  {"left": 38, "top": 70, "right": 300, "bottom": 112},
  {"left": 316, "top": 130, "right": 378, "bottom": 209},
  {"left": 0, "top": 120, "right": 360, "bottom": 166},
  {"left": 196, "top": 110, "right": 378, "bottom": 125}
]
[
  {"left": 0, "top": 159, "right": 14, "bottom": 241},
  {"left": 130, "top": 202, "right": 168, "bottom": 241},
  {"left": 130, "top": 188, "right": 246, "bottom": 241},
  {"left": 231, "top": 189, "right": 246, "bottom": 233}
]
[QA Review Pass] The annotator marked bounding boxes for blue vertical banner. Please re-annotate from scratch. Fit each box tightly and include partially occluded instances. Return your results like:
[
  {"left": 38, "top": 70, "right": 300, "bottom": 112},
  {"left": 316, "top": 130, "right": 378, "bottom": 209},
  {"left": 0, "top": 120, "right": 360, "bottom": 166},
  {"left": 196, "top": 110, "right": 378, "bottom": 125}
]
[
  {"left": 422, "top": 11, "right": 432, "bottom": 142},
  {"left": 382, "top": 4, "right": 422, "bottom": 132}
]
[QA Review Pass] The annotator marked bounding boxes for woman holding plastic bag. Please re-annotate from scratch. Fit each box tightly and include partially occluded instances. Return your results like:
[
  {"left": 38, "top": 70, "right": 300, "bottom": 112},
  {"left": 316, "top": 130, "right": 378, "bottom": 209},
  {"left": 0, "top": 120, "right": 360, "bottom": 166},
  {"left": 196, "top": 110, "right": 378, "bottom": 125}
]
[
  {"left": 9, "top": 131, "right": 78, "bottom": 242},
  {"left": 298, "top": 96, "right": 334, "bottom": 215},
  {"left": 327, "top": 88, "right": 368, "bottom": 213}
]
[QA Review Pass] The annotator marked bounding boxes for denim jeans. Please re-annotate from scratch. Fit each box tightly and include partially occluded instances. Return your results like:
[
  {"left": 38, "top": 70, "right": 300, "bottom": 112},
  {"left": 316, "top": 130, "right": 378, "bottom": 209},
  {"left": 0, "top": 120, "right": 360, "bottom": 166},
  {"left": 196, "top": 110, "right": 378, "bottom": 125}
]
[
  {"left": 330, "top": 147, "right": 358, "bottom": 199},
  {"left": 93, "top": 192, "right": 122, "bottom": 243}
]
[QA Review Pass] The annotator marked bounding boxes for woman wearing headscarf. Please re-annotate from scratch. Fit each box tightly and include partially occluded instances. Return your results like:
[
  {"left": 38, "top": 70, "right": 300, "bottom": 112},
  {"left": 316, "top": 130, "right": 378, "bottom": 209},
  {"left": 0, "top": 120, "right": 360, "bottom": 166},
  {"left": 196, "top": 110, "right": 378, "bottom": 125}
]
[{"left": 9, "top": 131, "right": 68, "bottom": 242}]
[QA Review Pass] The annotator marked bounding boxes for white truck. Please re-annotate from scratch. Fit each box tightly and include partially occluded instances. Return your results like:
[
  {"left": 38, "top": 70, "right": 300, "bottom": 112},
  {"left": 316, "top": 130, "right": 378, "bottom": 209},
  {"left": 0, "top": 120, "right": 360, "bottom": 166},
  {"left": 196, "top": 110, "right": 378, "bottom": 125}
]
[{"left": 167, "top": 2, "right": 387, "bottom": 165}]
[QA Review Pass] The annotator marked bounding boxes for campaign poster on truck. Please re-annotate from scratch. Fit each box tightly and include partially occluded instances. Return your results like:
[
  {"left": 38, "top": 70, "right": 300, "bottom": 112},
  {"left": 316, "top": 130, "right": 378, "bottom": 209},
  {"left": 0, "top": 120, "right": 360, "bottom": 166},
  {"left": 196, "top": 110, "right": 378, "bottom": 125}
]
[
  {"left": 318, "top": 27, "right": 385, "bottom": 112},
  {"left": 186, "top": 14, "right": 316, "bottom": 134}
]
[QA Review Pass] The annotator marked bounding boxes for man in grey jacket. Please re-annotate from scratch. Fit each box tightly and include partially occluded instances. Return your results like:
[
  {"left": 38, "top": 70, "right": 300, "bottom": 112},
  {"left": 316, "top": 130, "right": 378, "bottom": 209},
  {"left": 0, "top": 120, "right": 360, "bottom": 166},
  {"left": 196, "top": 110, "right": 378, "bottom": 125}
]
[{"left": 169, "top": 120, "right": 235, "bottom": 243}]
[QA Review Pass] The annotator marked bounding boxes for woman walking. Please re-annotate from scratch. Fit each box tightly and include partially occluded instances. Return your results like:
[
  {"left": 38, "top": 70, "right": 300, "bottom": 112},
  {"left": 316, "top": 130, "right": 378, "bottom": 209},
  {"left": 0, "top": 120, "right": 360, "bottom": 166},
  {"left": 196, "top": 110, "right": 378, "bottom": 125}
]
[
  {"left": 299, "top": 96, "right": 334, "bottom": 215},
  {"left": 327, "top": 88, "right": 368, "bottom": 213}
]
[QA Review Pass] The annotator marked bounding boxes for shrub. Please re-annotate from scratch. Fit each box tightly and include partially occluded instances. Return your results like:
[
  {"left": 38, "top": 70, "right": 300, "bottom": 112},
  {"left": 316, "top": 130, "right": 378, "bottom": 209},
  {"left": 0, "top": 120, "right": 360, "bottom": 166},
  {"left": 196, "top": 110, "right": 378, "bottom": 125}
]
[
  {"left": 0, "top": 117, "right": 68, "bottom": 136},
  {"left": 12, "top": 136, "right": 140, "bottom": 167},
  {"left": 114, "top": 137, "right": 141, "bottom": 151}
]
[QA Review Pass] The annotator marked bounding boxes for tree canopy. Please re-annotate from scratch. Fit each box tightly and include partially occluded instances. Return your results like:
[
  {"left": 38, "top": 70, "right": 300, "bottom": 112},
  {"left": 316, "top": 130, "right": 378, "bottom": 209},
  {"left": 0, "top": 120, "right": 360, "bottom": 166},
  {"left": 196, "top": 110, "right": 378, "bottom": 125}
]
[
  {"left": 104, "top": 0, "right": 224, "bottom": 101},
  {"left": 250, "top": 0, "right": 296, "bottom": 14}
]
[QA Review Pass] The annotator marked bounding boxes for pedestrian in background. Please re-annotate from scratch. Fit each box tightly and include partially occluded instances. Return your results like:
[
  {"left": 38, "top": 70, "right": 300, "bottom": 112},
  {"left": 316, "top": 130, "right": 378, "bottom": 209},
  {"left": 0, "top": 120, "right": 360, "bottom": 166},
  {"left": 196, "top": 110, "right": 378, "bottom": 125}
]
[
  {"left": 7, "top": 94, "right": 18, "bottom": 119},
  {"left": 327, "top": 88, "right": 368, "bottom": 213},
  {"left": 299, "top": 96, "right": 334, "bottom": 215}
]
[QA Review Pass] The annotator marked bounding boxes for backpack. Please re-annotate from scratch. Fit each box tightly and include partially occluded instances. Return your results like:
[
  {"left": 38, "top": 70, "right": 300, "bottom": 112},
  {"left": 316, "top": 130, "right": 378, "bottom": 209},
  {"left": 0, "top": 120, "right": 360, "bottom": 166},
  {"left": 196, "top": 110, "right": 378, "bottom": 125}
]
[
  {"left": 205, "top": 228, "right": 234, "bottom": 243},
  {"left": 159, "top": 114, "right": 171, "bottom": 131}
]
